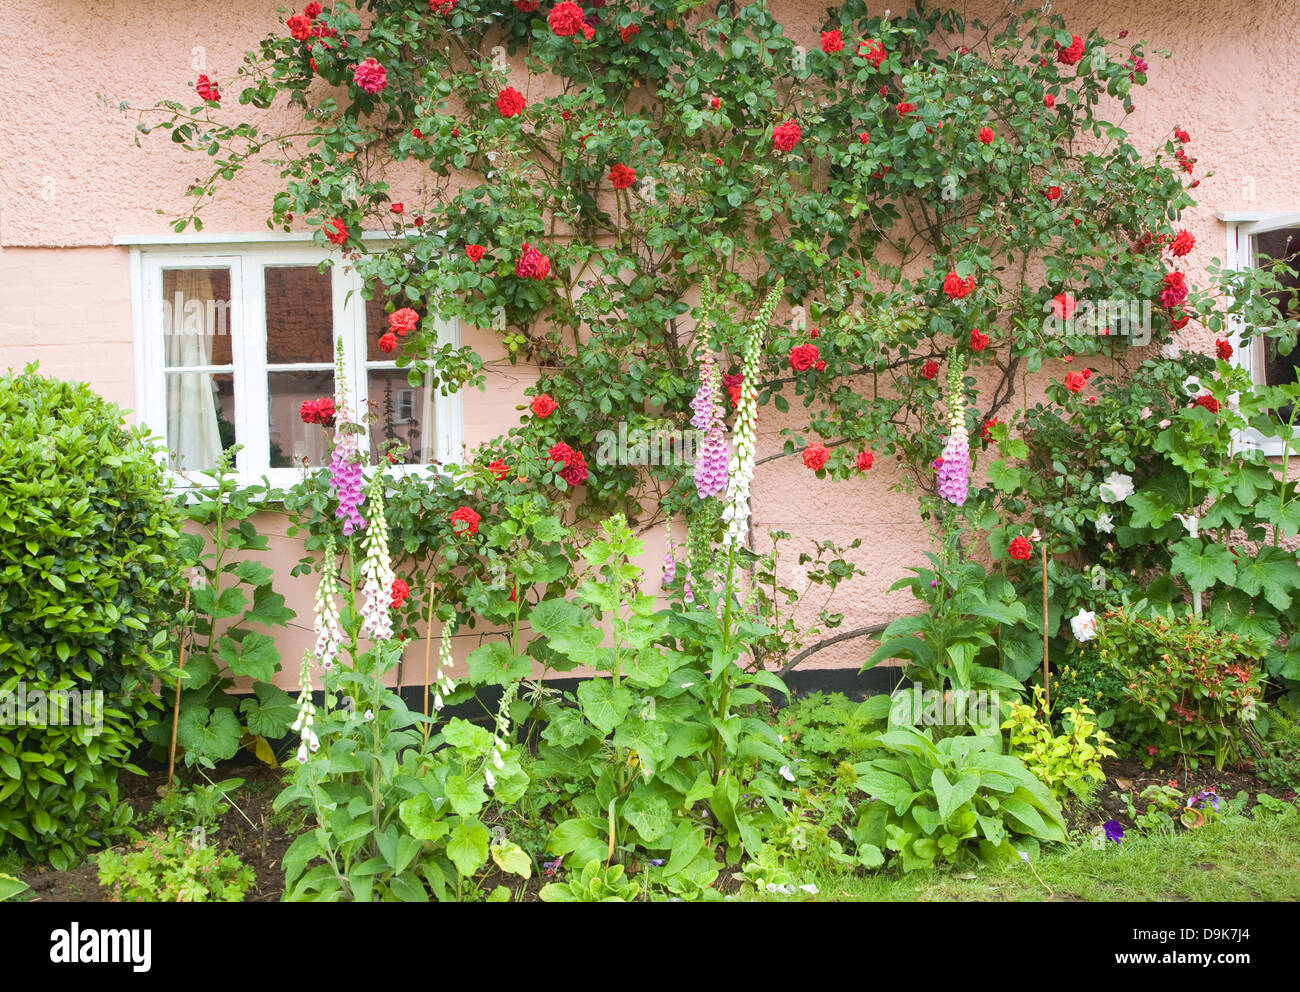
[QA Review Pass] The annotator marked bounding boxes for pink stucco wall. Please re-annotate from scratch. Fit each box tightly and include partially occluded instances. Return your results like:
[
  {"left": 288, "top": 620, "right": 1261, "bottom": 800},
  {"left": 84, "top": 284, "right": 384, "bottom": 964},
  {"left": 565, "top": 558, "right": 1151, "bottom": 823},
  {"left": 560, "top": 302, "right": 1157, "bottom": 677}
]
[{"left": 2, "top": 1, "right": 1298, "bottom": 681}]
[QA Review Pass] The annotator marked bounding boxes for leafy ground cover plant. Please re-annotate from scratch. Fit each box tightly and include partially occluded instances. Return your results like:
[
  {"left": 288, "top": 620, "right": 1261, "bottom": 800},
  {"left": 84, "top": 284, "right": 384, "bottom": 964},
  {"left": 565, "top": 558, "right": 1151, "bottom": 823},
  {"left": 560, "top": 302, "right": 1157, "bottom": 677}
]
[
  {"left": 96, "top": 828, "right": 254, "bottom": 902},
  {"left": 0, "top": 365, "right": 185, "bottom": 869}
]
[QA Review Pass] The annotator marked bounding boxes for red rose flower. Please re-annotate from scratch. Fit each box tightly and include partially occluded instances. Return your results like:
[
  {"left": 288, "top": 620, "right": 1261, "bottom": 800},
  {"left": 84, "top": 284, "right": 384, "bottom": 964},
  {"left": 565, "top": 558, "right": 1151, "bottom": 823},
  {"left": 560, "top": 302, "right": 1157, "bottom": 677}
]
[
  {"left": 488, "top": 459, "right": 509, "bottom": 481},
  {"left": 548, "top": 442, "right": 588, "bottom": 486},
  {"left": 970, "top": 328, "right": 990, "bottom": 352},
  {"left": 981, "top": 418, "right": 1002, "bottom": 444},
  {"left": 978, "top": 126, "right": 994, "bottom": 144},
  {"left": 548, "top": 1, "right": 586, "bottom": 37},
  {"left": 1216, "top": 338, "right": 1233, "bottom": 361},
  {"left": 1056, "top": 34, "right": 1085, "bottom": 66},
  {"left": 1193, "top": 394, "right": 1221, "bottom": 414},
  {"left": 1008, "top": 536, "right": 1033, "bottom": 561},
  {"left": 353, "top": 57, "right": 388, "bottom": 95},
  {"left": 815, "top": 360, "right": 827, "bottom": 371},
  {"left": 288, "top": 13, "right": 313, "bottom": 40},
  {"left": 821, "top": 30, "right": 844, "bottom": 53},
  {"left": 620, "top": 24, "right": 639, "bottom": 43},
  {"left": 856, "top": 450, "right": 874, "bottom": 471},
  {"left": 858, "top": 131, "right": 870, "bottom": 144},
  {"left": 390, "top": 202, "right": 404, "bottom": 214},
  {"left": 390, "top": 578, "right": 411, "bottom": 609},
  {"left": 773, "top": 119, "right": 802, "bottom": 153},
  {"left": 378, "top": 332, "right": 397, "bottom": 354},
  {"left": 803, "top": 443, "right": 830, "bottom": 471},
  {"left": 858, "top": 39, "right": 886, "bottom": 67},
  {"left": 466, "top": 244, "right": 485, "bottom": 264},
  {"left": 788, "top": 343, "right": 820, "bottom": 371},
  {"left": 305, "top": 2, "right": 322, "bottom": 15},
  {"left": 609, "top": 163, "right": 636, "bottom": 189},
  {"left": 726, "top": 384, "right": 741, "bottom": 406},
  {"left": 497, "top": 86, "right": 527, "bottom": 118},
  {"left": 389, "top": 308, "right": 419, "bottom": 337},
  {"left": 1045, "top": 185, "right": 1062, "bottom": 201},
  {"left": 430, "top": 0, "right": 457, "bottom": 12},
  {"left": 878, "top": 85, "right": 889, "bottom": 97},
  {"left": 1158, "top": 270, "right": 1188, "bottom": 309},
  {"left": 1170, "top": 311, "right": 1191, "bottom": 331},
  {"left": 1064, "top": 371, "right": 1087, "bottom": 393},
  {"left": 513, "top": 0, "right": 539, "bottom": 10},
  {"left": 1170, "top": 230, "right": 1196, "bottom": 257},
  {"left": 580, "top": 23, "right": 594, "bottom": 42},
  {"left": 896, "top": 101, "right": 916, "bottom": 115},
  {"left": 450, "top": 506, "right": 481, "bottom": 537},
  {"left": 300, "top": 397, "right": 337, "bottom": 426},
  {"left": 414, "top": 216, "right": 425, "bottom": 227},
  {"left": 196, "top": 74, "right": 221, "bottom": 103},
  {"left": 412, "top": 128, "right": 423, "bottom": 138},
  {"left": 942, "top": 271, "right": 976, "bottom": 299},
  {"left": 1051, "top": 292, "right": 1077, "bottom": 321},
  {"left": 1174, "top": 127, "right": 1190, "bottom": 143},
  {"left": 921, "top": 360, "right": 939, "bottom": 380},
  {"left": 530, "top": 393, "right": 557, "bottom": 419},
  {"left": 710, "top": 97, "right": 721, "bottom": 110},
  {"left": 515, "top": 242, "right": 551, "bottom": 280},
  {"left": 323, "top": 217, "right": 349, "bottom": 245}
]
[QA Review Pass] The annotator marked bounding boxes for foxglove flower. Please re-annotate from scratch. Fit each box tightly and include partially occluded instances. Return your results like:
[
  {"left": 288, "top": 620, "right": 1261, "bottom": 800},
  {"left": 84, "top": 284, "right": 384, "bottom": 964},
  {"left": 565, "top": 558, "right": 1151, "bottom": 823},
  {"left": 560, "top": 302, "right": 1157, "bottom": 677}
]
[
  {"left": 691, "top": 356, "right": 730, "bottom": 499},
  {"left": 722, "top": 282, "right": 783, "bottom": 549},
  {"left": 290, "top": 653, "right": 320, "bottom": 764},
  {"left": 313, "top": 538, "right": 343, "bottom": 670},
  {"left": 936, "top": 353, "right": 970, "bottom": 506},
  {"left": 433, "top": 622, "right": 456, "bottom": 711},
  {"left": 359, "top": 474, "right": 395, "bottom": 641}
]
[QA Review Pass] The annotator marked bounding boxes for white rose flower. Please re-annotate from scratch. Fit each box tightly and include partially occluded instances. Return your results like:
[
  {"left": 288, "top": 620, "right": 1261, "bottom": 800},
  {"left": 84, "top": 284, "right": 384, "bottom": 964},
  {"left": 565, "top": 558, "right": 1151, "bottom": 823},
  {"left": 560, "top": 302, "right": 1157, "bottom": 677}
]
[
  {"left": 1070, "top": 609, "right": 1098, "bottom": 642},
  {"left": 1095, "top": 512, "right": 1114, "bottom": 533},
  {"left": 1161, "top": 343, "right": 1182, "bottom": 360},
  {"left": 1098, "top": 472, "right": 1135, "bottom": 504},
  {"left": 1182, "top": 375, "right": 1204, "bottom": 397}
]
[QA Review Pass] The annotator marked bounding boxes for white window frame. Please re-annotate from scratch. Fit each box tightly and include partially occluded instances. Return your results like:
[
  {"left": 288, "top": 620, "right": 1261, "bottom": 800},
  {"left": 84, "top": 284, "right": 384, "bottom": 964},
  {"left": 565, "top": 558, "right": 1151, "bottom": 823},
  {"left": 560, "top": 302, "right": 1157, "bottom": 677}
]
[
  {"left": 1219, "top": 211, "right": 1300, "bottom": 457},
  {"left": 124, "top": 235, "right": 464, "bottom": 489}
]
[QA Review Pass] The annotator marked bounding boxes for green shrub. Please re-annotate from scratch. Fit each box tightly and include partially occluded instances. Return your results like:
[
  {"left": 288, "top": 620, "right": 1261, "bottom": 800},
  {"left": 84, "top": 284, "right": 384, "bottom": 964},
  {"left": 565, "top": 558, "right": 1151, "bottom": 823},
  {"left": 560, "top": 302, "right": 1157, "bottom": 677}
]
[
  {"left": 1002, "top": 689, "right": 1116, "bottom": 803},
  {"left": 96, "top": 828, "right": 254, "bottom": 902},
  {"left": 0, "top": 365, "right": 185, "bottom": 867},
  {"left": 1096, "top": 610, "right": 1266, "bottom": 770}
]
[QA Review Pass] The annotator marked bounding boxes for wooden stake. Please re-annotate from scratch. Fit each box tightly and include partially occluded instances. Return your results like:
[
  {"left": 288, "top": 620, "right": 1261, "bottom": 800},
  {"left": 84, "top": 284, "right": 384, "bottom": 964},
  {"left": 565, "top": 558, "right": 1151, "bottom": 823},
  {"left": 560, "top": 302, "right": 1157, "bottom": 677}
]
[
  {"left": 1041, "top": 543, "right": 1050, "bottom": 716},
  {"left": 166, "top": 585, "right": 191, "bottom": 793},
  {"left": 422, "top": 591, "right": 436, "bottom": 743}
]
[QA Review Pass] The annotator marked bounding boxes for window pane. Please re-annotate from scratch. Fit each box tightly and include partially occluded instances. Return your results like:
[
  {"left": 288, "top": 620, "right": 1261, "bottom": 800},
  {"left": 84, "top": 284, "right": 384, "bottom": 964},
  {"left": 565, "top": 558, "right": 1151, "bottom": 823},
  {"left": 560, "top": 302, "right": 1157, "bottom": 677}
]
[
  {"left": 1257, "top": 229, "right": 1300, "bottom": 394},
  {"left": 366, "top": 288, "right": 429, "bottom": 361},
  {"left": 165, "top": 371, "right": 234, "bottom": 472},
  {"left": 367, "top": 369, "right": 435, "bottom": 464},
  {"left": 163, "top": 268, "right": 232, "bottom": 366},
  {"left": 269, "top": 370, "right": 335, "bottom": 468},
  {"left": 265, "top": 266, "right": 335, "bottom": 365}
]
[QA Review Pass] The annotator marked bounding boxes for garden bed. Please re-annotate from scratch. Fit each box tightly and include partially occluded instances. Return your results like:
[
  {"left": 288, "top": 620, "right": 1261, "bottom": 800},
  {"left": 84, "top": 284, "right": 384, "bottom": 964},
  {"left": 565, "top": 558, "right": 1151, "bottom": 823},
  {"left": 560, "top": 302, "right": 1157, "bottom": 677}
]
[{"left": 13, "top": 755, "right": 1296, "bottom": 904}]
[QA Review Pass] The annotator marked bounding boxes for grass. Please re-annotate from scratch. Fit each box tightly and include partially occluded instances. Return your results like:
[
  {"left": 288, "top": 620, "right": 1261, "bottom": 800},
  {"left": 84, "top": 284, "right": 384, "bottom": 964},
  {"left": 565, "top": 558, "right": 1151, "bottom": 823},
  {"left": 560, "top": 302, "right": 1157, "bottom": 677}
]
[{"left": 749, "top": 806, "right": 1300, "bottom": 902}]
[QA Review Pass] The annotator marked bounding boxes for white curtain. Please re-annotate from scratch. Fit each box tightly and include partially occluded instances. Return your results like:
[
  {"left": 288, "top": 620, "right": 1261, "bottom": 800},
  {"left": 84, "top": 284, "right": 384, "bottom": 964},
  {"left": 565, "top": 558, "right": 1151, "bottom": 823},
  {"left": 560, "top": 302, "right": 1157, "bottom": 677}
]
[{"left": 163, "top": 269, "right": 223, "bottom": 472}]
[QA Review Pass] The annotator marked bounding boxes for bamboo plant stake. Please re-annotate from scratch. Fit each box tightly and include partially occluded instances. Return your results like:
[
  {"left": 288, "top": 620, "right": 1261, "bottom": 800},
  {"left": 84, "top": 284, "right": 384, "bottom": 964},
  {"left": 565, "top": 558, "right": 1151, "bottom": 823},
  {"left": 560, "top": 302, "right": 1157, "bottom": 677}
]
[
  {"left": 1041, "top": 542, "right": 1050, "bottom": 715},
  {"left": 166, "top": 585, "right": 191, "bottom": 792},
  {"left": 422, "top": 591, "right": 437, "bottom": 743}
]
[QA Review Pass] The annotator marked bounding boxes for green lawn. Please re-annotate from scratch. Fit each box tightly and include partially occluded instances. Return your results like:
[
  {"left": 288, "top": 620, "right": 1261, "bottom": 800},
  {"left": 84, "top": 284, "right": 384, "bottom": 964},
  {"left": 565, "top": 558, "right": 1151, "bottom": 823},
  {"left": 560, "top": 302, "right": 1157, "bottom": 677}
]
[{"left": 750, "top": 808, "right": 1300, "bottom": 902}]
